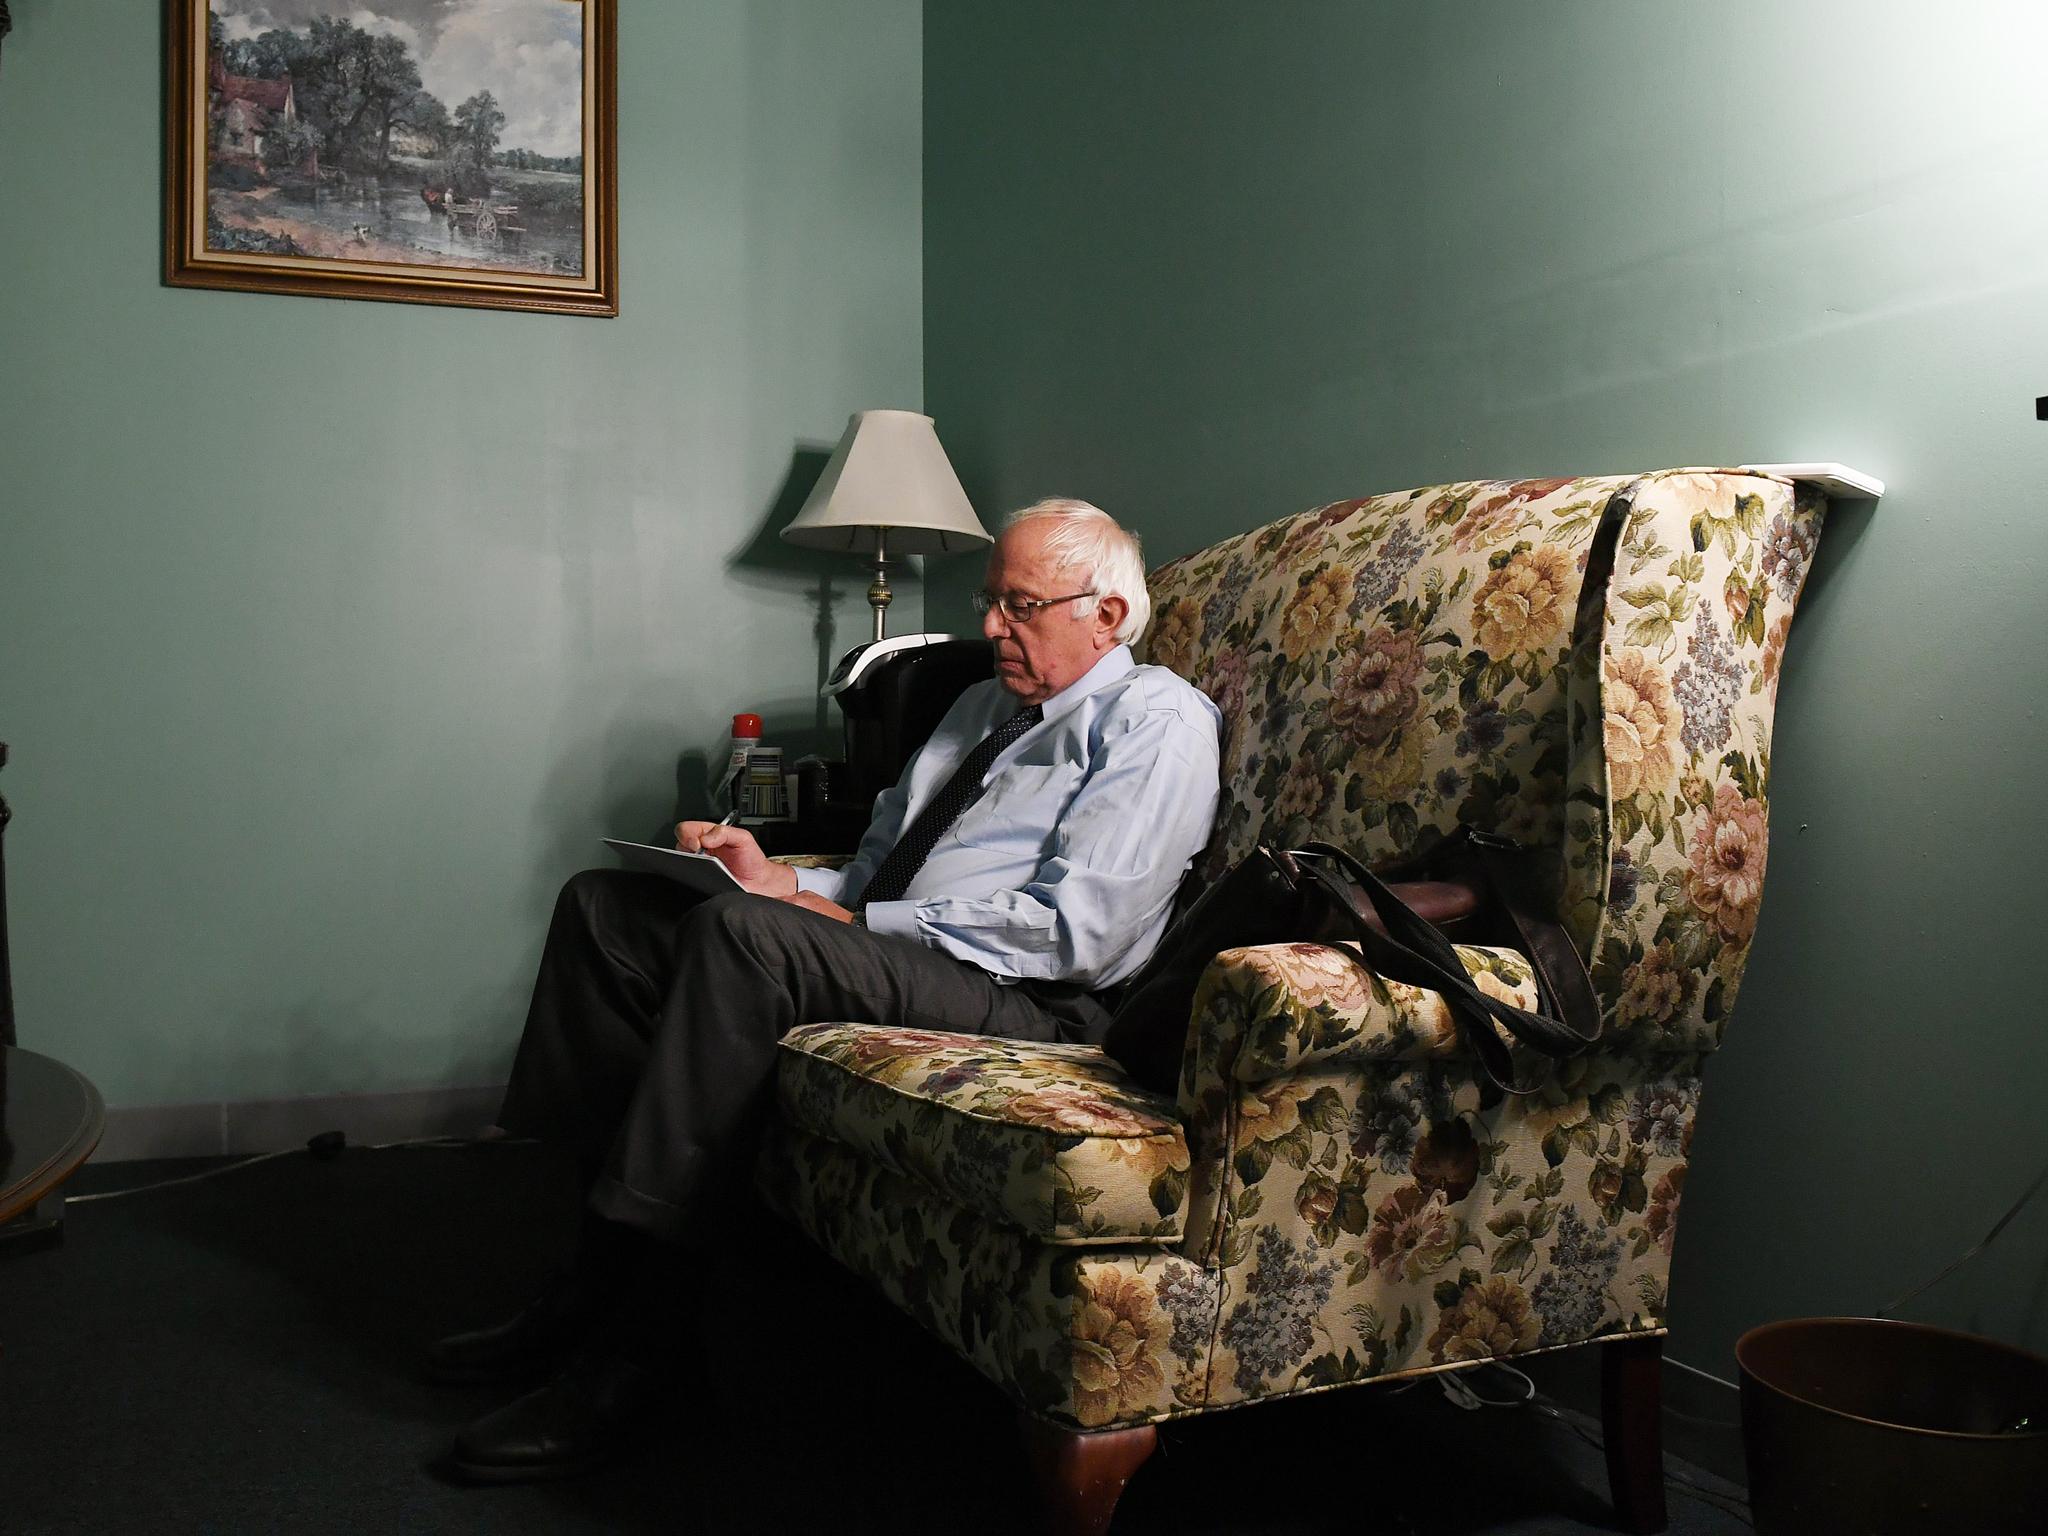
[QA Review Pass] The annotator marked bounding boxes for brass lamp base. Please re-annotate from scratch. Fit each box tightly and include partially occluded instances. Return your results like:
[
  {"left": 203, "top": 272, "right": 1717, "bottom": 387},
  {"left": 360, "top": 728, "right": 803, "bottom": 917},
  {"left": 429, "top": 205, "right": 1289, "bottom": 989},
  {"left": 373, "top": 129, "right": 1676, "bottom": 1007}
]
[{"left": 868, "top": 528, "right": 894, "bottom": 641}]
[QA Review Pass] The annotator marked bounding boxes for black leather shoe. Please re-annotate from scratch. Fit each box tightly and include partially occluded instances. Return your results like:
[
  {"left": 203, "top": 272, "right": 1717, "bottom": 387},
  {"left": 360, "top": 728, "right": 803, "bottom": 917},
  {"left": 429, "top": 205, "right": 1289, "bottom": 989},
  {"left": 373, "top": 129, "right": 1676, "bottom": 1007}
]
[
  {"left": 428, "top": 1275, "right": 593, "bottom": 1387},
  {"left": 446, "top": 1348, "right": 671, "bottom": 1484}
]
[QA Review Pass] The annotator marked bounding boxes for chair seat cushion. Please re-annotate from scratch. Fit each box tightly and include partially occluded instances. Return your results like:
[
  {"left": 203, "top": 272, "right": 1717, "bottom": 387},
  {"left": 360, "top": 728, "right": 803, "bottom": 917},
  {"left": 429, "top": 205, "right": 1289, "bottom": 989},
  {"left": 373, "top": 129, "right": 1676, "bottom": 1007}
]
[{"left": 776, "top": 1025, "right": 1191, "bottom": 1246}]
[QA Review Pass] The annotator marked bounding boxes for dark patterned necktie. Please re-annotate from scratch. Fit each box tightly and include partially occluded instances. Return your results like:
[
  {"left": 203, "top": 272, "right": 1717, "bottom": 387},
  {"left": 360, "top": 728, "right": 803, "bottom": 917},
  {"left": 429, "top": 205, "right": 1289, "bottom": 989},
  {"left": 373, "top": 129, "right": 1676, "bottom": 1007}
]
[{"left": 856, "top": 705, "right": 1044, "bottom": 907}]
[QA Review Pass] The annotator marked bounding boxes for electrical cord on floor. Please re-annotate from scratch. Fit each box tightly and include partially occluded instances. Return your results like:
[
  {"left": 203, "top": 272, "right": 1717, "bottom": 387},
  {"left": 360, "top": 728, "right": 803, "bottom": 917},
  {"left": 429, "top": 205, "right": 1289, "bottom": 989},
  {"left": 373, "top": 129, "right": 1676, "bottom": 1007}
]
[
  {"left": 1432, "top": 1364, "right": 1756, "bottom": 1528},
  {"left": 1436, "top": 1361, "right": 1536, "bottom": 1409},
  {"left": 63, "top": 1144, "right": 307, "bottom": 1204},
  {"left": 61, "top": 1131, "right": 529, "bottom": 1205}
]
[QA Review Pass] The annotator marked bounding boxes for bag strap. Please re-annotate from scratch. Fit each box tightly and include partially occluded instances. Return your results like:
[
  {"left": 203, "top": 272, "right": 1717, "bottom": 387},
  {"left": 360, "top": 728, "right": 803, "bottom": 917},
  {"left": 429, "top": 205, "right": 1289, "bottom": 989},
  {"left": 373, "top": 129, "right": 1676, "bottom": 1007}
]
[
  {"left": 1338, "top": 827, "right": 1602, "bottom": 1047},
  {"left": 1288, "top": 845, "right": 1530, "bottom": 1095},
  {"left": 1316, "top": 836, "right": 1601, "bottom": 1056},
  {"left": 1452, "top": 829, "right": 1601, "bottom": 1048},
  {"left": 1290, "top": 839, "right": 1601, "bottom": 1095}
]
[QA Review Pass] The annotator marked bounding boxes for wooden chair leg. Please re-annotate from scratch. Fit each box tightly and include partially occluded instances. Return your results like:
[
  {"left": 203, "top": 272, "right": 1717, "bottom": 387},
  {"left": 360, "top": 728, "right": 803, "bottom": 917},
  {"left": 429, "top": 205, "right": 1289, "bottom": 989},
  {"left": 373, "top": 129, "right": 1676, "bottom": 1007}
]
[
  {"left": 1601, "top": 1335, "right": 1670, "bottom": 1534},
  {"left": 1018, "top": 1411, "right": 1159, "bottom": 1536}
]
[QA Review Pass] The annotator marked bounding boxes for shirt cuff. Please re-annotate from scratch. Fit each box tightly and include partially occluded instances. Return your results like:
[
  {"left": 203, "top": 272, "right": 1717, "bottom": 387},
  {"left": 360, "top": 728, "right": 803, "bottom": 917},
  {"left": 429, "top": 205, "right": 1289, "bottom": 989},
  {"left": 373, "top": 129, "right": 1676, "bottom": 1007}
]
[
  {"left": 792, "top": 865, "right": 849, "bottom": 902},
  {"left": 860, "top": 899, "right": 918, "bottom": 941}
]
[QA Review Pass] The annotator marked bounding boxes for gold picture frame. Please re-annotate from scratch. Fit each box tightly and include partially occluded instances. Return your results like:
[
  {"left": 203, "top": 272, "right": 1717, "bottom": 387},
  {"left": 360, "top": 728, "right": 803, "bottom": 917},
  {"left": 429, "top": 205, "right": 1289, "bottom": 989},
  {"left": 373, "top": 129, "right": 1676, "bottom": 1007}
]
[{"left": 165, "top": 0, "right": 616, "bottom": 317}]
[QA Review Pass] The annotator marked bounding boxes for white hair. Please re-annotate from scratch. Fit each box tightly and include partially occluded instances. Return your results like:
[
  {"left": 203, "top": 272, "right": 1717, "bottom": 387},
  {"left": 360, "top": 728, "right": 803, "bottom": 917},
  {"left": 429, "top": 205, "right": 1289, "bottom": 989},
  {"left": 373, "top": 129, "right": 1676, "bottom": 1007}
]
[{"left": 1001, "top": 498, "right": 1151, "bottom": 644}]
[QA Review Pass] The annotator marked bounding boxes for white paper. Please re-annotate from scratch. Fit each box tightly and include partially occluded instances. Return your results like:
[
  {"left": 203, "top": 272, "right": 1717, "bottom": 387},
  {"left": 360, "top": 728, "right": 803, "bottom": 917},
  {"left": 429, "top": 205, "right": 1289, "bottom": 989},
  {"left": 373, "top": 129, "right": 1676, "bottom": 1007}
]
[{"left": 602, "top": 838, "right": 746, "bottom": 895}]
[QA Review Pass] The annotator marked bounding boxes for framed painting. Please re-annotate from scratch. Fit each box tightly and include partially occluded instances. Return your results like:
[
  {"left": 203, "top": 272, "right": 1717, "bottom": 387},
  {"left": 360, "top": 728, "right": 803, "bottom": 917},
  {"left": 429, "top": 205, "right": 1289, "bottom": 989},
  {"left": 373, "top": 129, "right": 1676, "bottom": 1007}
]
[{"left": 165, "top": 0, "right": 616, "bottom": 316}]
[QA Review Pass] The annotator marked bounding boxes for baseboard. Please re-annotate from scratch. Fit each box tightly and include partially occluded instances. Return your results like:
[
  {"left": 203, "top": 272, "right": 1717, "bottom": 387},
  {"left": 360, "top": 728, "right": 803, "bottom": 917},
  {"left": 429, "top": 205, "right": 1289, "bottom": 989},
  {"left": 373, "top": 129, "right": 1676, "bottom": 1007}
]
[
  {"left": 1520, "top": 1345, "right": 1747, "bottom": 1488},
  {"left": 93, "top": 1083, "right": 510, "bottom": 1162}
]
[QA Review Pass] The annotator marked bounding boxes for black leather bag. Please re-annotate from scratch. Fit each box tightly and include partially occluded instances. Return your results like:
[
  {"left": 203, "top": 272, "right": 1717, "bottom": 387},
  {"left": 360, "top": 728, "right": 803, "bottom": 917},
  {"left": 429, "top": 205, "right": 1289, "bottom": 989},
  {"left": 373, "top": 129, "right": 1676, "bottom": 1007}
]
[
  {"left": 1101, "top": 845, "right": 1317, "bottom": 1091},
  {"left": 1101, "top": 829, "right": 1600, "bottom": 1096}
]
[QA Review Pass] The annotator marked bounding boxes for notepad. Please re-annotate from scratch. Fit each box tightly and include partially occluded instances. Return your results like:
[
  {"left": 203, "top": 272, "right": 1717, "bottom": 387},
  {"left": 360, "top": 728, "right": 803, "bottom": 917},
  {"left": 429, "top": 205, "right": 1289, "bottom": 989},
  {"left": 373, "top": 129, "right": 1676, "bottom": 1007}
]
[{"left": 602, "top": 838, "right": 745, "bottom": 895}]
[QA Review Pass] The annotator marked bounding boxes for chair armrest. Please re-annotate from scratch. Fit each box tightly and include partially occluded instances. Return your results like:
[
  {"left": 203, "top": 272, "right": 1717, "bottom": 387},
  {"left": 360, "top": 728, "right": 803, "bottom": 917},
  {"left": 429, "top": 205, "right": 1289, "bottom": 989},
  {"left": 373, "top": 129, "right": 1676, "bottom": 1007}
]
[
  {"left": 1171, "top": 941, "right": 1540, "bottom": 1269},
  {"left": 1183, "top": 941, "right": 1540, "bottom": 1092}
]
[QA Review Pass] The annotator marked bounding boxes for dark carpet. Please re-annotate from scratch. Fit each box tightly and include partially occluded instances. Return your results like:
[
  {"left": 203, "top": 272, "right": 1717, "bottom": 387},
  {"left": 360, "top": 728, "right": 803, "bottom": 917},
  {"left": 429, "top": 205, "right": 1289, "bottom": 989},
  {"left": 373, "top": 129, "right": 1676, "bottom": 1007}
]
[{"left": 0, "top": 1143, "right": 1750, "bottom": 1534}]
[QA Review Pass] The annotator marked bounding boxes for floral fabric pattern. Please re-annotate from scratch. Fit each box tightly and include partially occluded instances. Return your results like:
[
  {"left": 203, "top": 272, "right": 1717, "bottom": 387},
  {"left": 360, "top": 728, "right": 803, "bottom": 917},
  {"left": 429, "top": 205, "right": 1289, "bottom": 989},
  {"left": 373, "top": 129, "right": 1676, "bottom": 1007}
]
[
  {"left": 760, "top": 469, "right": 1824, "bottom": 1432},
  {"left": 1140, "top": 476, "right": 1639, "bottom": 869},
  {"left": 759, "top": 1128, "right": 1215, "bottom": 1427},
  {"left": 1562, "top": 473, "right": 1827, "bottom": 1055},
  {"left": 777, "top": 1025, "right": 1189, "bottom": 1245}
]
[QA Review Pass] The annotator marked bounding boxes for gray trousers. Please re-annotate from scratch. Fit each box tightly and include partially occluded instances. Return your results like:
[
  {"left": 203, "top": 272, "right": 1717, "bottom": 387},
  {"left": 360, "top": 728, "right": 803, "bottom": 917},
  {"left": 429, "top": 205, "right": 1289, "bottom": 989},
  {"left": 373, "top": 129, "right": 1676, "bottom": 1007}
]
[{"left": 497, "top": 870, "right": 1108, "bottom": 1248}]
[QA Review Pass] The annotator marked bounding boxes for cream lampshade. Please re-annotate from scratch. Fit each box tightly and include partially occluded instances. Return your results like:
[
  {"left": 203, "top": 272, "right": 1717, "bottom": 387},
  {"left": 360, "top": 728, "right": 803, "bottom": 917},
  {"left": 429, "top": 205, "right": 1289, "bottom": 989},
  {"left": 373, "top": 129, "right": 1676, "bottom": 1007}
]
[{"left": 780, "top": 409, "right": 992, "bottom": 641}]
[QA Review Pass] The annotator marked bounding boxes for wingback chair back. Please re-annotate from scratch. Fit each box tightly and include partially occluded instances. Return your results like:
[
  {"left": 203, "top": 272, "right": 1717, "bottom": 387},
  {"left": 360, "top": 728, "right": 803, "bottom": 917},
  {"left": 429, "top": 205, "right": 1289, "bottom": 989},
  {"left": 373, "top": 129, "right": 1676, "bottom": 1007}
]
[{"left": 1140, "top": 469, "right": 1823, "bottom": 1055}]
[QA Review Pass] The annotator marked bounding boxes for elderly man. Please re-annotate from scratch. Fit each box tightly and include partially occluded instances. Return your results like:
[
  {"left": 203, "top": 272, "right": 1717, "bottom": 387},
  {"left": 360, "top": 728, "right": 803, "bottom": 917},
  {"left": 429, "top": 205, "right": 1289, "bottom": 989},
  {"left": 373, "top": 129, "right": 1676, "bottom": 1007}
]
[{"left": 439, "top": 499, "right": 1221, "bottom": 1482}]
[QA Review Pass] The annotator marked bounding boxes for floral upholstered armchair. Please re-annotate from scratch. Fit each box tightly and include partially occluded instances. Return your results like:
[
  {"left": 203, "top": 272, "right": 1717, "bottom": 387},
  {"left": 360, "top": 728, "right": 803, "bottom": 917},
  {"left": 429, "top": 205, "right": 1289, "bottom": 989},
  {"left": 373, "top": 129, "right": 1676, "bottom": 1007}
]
[{"left": 759, "top": 470, "right": 1825, "bottom": 1534}]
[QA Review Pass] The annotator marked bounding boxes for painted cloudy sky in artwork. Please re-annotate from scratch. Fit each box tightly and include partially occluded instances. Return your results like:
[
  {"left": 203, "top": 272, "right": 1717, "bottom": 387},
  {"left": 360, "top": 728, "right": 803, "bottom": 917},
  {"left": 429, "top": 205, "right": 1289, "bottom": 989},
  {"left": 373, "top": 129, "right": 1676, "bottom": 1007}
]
[{"left": 214, "top": 0, "right": 585, "bottom": 157}]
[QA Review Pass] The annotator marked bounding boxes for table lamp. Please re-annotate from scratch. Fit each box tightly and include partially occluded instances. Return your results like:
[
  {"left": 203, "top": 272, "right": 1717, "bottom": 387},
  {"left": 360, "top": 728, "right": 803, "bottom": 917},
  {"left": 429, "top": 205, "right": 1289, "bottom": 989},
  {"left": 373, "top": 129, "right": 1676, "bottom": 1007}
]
[{"left": 780, "top": 409, "right": 992, "bottom": 642}]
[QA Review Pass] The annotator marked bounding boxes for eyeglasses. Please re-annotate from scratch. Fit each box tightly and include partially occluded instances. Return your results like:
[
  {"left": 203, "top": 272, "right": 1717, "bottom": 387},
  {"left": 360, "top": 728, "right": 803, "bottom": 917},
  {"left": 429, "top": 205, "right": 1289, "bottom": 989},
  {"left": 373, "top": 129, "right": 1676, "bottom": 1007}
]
[{"left": 971, "top": 590, "right": 1096, "bottom": 624}]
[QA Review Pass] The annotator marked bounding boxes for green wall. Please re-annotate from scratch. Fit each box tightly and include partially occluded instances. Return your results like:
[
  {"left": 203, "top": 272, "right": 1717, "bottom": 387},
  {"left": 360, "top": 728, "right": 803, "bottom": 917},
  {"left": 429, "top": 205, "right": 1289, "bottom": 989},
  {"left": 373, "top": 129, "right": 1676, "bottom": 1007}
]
[
  {"left": 925, "top": 1, "right": 2048, "bottom": 1369},
  {"left": 0, "top": 1, "right": 923, "bottom": 1105}
]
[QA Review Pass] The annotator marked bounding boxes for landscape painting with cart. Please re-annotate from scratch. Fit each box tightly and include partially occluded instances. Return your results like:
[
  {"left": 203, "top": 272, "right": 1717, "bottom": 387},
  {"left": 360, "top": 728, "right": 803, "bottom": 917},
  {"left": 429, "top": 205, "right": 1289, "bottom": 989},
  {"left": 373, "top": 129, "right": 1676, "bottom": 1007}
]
[{"left": 165, "top": 0, "right": 617, "bottom": 316}]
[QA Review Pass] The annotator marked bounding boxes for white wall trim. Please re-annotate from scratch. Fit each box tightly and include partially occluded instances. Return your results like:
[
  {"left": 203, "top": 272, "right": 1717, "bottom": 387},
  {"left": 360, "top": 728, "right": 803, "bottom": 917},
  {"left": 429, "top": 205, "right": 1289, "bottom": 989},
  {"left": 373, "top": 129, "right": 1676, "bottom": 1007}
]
[{"left": 94, "top": 1084, "right": 509, "bottom": 1162}]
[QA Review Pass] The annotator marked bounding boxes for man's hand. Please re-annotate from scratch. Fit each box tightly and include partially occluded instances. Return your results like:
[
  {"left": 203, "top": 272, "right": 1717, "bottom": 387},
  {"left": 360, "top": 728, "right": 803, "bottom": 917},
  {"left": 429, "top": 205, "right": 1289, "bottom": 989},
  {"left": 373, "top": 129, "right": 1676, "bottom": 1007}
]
[
  {"left": 784, "top": 891, "right": 857, "bottom": 924},
  {"left": 673, "top": 821, "right": 798, "bottom": 899}
]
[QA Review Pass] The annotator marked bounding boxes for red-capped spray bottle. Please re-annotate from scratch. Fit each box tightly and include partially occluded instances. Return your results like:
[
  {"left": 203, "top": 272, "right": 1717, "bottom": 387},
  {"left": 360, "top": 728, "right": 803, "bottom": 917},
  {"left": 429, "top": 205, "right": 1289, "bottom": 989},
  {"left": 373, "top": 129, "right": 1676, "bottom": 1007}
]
[{"left": 711, "top": 712, "right": 763, "bottom": 818}]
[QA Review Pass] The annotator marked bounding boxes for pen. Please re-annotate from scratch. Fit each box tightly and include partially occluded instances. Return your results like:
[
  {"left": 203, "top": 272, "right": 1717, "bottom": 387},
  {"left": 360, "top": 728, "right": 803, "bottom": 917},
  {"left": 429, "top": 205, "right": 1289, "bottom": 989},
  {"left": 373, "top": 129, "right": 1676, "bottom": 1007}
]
[{"left": 717, "top": 810, "right": 740, "bottom": 827}]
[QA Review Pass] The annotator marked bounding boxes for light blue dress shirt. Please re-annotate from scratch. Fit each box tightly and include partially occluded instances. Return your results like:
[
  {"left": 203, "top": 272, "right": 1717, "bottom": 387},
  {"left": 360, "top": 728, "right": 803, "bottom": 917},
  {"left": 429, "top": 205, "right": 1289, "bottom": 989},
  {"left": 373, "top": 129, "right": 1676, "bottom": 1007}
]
[{"left": 794, "top": 645, "right": 1222, "bottom": 990}]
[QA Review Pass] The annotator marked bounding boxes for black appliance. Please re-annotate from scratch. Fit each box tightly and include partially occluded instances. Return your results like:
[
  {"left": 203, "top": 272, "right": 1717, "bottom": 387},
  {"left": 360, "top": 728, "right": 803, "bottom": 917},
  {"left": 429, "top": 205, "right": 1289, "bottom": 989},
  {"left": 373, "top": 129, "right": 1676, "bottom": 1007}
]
[{"left": 811, "top": 634, "right": 993, "bottom": 845}]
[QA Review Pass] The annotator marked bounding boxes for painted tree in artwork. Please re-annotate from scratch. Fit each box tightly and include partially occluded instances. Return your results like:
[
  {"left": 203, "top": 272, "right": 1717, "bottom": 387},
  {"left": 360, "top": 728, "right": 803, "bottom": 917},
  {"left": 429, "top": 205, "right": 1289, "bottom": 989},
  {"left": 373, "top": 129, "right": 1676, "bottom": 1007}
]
[
  {"left": 361, "top": 34, "right": 425, "bottom": 171},
  {"left": 453, "top": 91, "right": 506, "bottom": 176},
  {"left": 407, "top": 92, "right": 454, "bottom": 157}
]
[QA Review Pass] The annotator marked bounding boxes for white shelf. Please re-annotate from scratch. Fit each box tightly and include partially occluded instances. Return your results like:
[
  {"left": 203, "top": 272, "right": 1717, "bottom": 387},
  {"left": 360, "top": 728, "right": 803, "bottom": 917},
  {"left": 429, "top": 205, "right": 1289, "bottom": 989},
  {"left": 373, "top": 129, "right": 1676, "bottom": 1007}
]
[{"left": 1740, "top": 462, "right": 1885, "bottom": 499}]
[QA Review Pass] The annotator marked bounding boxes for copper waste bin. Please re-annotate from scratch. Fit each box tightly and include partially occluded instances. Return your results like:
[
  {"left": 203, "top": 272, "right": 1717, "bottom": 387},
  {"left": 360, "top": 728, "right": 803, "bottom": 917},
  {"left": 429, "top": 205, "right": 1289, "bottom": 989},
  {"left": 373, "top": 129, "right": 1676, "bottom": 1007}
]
[{"left": 1737, "top": 1317, "right": 2048, "bottom": 1535}]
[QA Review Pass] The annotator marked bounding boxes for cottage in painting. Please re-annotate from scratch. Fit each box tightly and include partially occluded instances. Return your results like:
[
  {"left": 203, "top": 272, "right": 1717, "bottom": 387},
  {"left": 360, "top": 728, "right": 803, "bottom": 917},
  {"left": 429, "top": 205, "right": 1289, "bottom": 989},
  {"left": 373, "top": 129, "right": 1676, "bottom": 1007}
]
[{"left": 208, "top": 53, "right": 296, "bottom": 164}]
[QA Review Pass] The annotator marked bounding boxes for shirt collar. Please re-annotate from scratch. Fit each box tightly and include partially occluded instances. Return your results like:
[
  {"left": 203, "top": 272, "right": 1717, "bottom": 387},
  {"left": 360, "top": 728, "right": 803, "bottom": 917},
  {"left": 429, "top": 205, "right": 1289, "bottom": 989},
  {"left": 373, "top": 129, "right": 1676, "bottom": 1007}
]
[{"left": 1018, "top": 644, "right": 1134, "bottom": 730}]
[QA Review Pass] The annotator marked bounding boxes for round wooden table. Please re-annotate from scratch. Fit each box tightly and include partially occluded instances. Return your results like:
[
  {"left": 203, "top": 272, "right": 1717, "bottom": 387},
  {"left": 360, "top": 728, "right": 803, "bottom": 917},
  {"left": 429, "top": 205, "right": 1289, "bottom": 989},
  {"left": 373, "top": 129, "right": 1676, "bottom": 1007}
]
[{"left": 0, "top": 1045, "right": 104, "bottom": 1227}]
